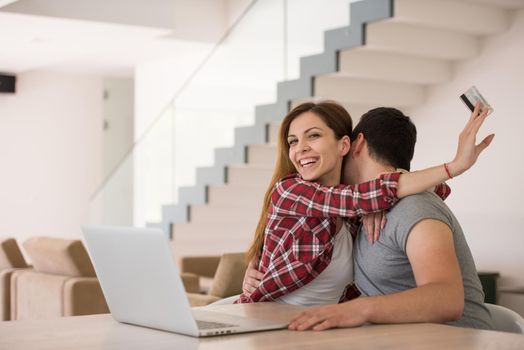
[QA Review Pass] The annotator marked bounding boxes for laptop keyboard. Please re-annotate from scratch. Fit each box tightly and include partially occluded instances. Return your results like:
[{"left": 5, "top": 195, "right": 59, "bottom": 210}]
[{"left": 196, "top": 320, "right": 238, "bottom": 330}]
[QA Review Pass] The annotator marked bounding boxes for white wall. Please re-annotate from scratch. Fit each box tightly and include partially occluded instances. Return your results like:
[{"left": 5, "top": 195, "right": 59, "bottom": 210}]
[
  {"left": 0, "top": 71, "right": 103, "bottom": 244},
  {"left": 134, "top": 42, "right": 214, "bottom": 141},
  {"left": 96, "top": 77, "right": 134, "bottom": 226},
  {"left": 102, "top": 77, "right": 134, "bottom": 178},
  {"left": 406, "top": 9, "right": 524, "bottom": 289}
]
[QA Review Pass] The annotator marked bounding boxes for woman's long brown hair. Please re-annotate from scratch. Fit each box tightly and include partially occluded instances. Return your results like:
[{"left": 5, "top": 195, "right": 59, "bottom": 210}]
[{"left": 246, "top": 101, "right": 353, "bottom": 264}]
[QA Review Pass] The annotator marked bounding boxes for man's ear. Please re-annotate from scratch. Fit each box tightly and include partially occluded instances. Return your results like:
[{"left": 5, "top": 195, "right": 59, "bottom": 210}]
[
  {"left": 352, "top": 133, "right": 365, "bottom": 156},
  {"left": 339, "top": 135, "right": 351, "bottom": 156}
]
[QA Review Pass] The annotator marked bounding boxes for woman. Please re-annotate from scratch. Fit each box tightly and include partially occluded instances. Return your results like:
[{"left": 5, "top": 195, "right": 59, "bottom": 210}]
[{"left": 236, "top": 101, "right": 485, "bottom": 305}]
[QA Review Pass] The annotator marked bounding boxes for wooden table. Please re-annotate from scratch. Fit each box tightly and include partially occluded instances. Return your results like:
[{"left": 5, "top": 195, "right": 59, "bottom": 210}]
[{"left": 1, "top": 303, "right": 523, "bottom": 350}]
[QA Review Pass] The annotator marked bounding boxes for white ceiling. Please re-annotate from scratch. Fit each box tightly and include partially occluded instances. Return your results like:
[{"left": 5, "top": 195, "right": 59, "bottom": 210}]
[{"left": 0, "top": 0, "right": 247, "bottom": 76}]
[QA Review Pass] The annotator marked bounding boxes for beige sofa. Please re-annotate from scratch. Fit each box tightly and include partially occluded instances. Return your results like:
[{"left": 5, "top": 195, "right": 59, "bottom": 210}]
[
  {"left": 0, "top": 238, "right": 30, "bottom": 321},
  {"left": 180, "top": 252, "right": 247, "bottom": 306},
  {"left": 10, "top": 237, "right": 109, "bottom": 320}
]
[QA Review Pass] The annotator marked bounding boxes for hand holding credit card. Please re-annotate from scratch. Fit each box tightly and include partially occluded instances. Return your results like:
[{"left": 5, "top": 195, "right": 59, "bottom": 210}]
[{"left": 460, "top": 86, "right": 493, "bottom": 115}]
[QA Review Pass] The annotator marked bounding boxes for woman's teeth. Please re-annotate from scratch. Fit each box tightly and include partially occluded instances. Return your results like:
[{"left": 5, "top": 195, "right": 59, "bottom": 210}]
[{"left": 300, "top": 158, "right": 316, "bottom": 167}]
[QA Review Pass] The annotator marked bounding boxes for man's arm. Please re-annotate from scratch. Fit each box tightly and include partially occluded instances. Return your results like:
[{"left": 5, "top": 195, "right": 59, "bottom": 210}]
[{"left": 288, "top": 219, "right": 464, "bottom": 330}]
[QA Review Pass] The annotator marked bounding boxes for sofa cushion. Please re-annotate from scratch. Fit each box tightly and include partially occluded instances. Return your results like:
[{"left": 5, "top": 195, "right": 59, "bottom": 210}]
[
  {"left": 180, "top": 272, "right": 200, "bottom": 294},
  {"left": 10, "top": 269, "right": 67, "bottom": 320},
  {"left": 208, "top": 252, "right": 247, "bottom": 298},
  {"left": 23, "top": 237, "right": 95, "bottom": 277},
  {"left": 179, "top": 256, "right": 221, "bottom": 279},
  {"left": 1, "top": 268, "right": 31, "bottom": 321},
  {"left": 0, "top": 238, "right": 28, "bottom": 269},
  {"left": 1, "top": 269, "right": 14, "bottom": 321},
  {"left": 10, "top": 269, "right": 108, "bottom": 320},
  {"left": 62, "top": 278, "right": 109, "bottom": 316}
]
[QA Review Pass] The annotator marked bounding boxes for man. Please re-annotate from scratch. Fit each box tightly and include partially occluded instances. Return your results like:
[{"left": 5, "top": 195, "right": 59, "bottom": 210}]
[{"left": 244, "top": 105, "right": 494, "bottom": 330}]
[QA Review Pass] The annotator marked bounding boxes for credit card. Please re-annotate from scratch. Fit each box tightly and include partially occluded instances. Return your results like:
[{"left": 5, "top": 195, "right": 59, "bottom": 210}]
[{"left": 460, "top": 86, "right": 493, "bottom": 115}]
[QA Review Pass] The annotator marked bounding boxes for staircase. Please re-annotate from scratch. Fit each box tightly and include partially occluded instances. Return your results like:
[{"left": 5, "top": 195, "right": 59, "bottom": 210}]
[{"left": 161, "top": 0, "right": 520, "bottom": 259}]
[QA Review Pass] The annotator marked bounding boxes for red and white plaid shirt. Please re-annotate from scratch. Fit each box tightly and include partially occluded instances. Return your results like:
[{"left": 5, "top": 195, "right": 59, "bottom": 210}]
[{"left": 237, "top": 172, "right": 413, "bottom": 304}]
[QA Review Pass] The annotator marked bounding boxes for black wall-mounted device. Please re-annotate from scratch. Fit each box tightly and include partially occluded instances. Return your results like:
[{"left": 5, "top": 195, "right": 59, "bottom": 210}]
[{"left": 0, "top": 74, "right": 16, "bottom": 93}]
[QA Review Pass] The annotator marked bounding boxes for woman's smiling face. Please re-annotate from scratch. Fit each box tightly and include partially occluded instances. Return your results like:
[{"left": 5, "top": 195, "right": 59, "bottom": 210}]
[{"left": 287, "top": 111, "right": 350, "bottom": 186}]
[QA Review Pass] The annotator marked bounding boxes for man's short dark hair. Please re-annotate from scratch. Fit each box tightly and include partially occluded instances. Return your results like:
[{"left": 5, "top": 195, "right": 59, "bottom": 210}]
[{"left": 351, "top": 107, "right": 416, "bottom": 171}]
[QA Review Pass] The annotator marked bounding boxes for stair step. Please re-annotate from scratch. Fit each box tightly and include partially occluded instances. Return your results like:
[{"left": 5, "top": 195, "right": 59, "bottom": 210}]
[
  {"left": 208, "top": 184, "right": 268, "bottom": 206},
  {"left": 173, "top": 222, "right": 255, "bottom": 240},
  {"left": 365, "top": 21, "right": 479, "bottom": 60},
  {"left": 172, "top": 219, "right": 257, "bottom": 258},
  {"left": 190, "top": 204, "right": 262, "bottom": 224},
  {"left": 337, "top": 48, "right": 451, "bottom": 85},
  {"left": 171, "top": 236, "right": 251, "bottom": 259},
  {"left": 314, "top": 76, "right": 425, "bottom": 108},
  {"left": 291, "top": 98, "right": 379, "bottom": 122},
  {"left": 393, "top": 0, "right": 508, "bottom": 36},
  {"left": 226, "top": 164, "right": 273, "bottom": 186},
  {"left": 247, "top": 144, "right": 277, "bottom": 166}
]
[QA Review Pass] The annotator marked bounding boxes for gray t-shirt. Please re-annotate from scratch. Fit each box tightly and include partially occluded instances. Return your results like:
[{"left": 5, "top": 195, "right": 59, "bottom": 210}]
[{"left": 354, "top": 191, "right": 493, "bottom": 330}]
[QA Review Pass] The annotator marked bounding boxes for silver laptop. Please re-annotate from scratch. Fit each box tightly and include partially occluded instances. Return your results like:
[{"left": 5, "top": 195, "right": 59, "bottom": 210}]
[{"left": 82, "top": 225, "right": 287, "bottom": 337}]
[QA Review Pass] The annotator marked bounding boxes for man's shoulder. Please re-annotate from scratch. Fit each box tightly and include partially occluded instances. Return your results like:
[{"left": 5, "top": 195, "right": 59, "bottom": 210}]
[
  {"left": 394, "top": 191, "right": 445, "bottom": 210},
  {"left": 388, "top": 191, "right": 453, "bottom": 229},
  {"left": 374, "top": 192, "right": 453, "bottom": 252},
  {"left": 386, "top": 191, "right": 453, "bottom": 227}
]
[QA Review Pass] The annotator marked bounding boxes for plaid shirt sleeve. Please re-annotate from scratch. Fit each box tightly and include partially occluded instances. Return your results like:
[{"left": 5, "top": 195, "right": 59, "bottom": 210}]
[
  {"left": 339, "top": 283, "right": 361, "bottom": 303},
  {"left": 434, "top": 183, "right": 451, "bottom": 200},
  {"left": 237, "top": 255, "right": 327, "bottom": 303},
  {"left": 271, "top": 172, "right": 401, "bottom": 218}
]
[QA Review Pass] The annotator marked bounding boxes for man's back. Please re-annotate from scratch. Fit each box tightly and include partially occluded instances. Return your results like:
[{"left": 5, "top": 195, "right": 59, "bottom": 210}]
[{"left": 354, "top": 191, "right": 493, "bottom": 330}]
